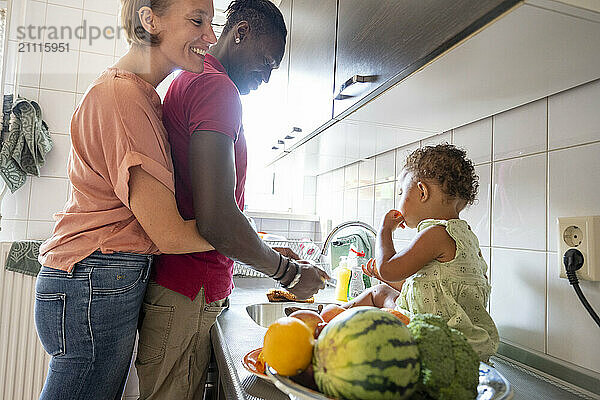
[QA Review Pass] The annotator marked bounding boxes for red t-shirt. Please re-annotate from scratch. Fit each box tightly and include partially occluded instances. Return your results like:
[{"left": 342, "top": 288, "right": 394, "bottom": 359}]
[{"left": 153, "top": 54, "right": 247, "bottom": 302}]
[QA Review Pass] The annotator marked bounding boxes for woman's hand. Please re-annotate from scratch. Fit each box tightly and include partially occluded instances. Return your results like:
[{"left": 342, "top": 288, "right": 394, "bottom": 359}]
[
  {"left": 285, "top": 260, "right": 330, "bottom": 300},
  {"left": 380, "top": 210, "right": 406, "bottom": 232},
  {"left": 129, "top": 166, "right": 213, "bottom": 254}
]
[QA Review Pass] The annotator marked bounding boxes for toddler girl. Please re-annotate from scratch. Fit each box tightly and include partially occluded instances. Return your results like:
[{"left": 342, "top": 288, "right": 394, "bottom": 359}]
[{"left": 345, "top": 144, "right": 499, "bottom": 361}]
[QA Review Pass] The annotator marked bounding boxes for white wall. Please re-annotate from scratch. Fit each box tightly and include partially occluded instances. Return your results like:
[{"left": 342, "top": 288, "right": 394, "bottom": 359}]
[
  {"left": 1, "top": 0, "right": 126, "bottom": 241},
  {"left": 316, "top": 79, "right": 600, "bottom": 376}
]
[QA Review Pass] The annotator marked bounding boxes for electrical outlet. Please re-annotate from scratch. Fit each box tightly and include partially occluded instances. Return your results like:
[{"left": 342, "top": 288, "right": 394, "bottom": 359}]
[{"left": 558, "top": 216, "right": 600, "bottom": 281}]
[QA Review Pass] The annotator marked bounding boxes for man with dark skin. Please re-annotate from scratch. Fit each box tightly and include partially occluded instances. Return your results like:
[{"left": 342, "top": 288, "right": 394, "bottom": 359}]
[{"left": 135, "top": 1, "right": 328, "bottom": 398}]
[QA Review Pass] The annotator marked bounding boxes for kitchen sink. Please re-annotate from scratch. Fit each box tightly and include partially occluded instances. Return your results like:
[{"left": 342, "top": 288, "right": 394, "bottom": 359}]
[{"left": 246, "top": 302, "right": 333, "bottom": 327}]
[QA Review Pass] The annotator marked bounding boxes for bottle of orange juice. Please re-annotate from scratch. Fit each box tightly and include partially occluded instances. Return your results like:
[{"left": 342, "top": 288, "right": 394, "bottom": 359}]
[{"left": 335, "top": 256, "right": 351, "bottom": 302}]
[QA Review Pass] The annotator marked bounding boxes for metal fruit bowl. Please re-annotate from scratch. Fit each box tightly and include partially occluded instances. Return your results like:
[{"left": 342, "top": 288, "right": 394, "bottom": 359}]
[{"left": 266, "top": 362, "right": 513, "bottom": 400}]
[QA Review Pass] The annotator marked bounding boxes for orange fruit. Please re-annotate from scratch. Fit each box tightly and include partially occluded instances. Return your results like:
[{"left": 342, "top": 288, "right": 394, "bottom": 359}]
[
  {"left": 381, "top": 308, "right": 411, "bottom": 325},
  {"left": 263, "top": 317, "right": 315, "bottom": 376},
  {"left": 289, "top": 310, "right": 324, "bottom": 336},
  {"left": 320, "top": 304, "right": 347, "bottom": 322}
]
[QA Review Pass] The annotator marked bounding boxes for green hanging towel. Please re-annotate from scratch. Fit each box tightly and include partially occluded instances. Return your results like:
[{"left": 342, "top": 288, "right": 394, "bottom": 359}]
[
  {"left": 0, "top": 97, "right": 53, "bottom": 193},
  {"left": 329, "top": 228, "right": 375, "bottom": 288},
  {"left": 5, "top": 240, "right": 43, "bottom": 277}
]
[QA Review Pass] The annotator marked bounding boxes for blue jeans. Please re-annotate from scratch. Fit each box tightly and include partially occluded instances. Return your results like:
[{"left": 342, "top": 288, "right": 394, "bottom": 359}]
[{"left": 35, "top": 251, "right": 153, "bottom": 400}]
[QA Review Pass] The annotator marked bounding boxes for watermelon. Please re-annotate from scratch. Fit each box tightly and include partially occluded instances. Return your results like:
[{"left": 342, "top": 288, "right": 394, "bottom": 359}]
[{"left": 313, "top": 307, "right": 420, "bottom": 400}]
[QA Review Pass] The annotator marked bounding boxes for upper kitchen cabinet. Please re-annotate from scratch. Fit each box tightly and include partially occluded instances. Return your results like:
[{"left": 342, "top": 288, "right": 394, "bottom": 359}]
[
  {"left": 333, "top": 0, "right": 520, "bottom": 118},
  {"left": 244, "top": 0, "right": 292, "bottom": 156},
  {"left": 284, "top": 0, "right": 337, "bottom": 147},
  {"left": 345, "top": 1, "right": 600, "bottom": 134}
]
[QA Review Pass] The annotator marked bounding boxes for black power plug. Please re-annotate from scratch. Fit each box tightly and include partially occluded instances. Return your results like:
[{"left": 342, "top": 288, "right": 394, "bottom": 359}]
[
  {"left": 563, "top": 249, "right": 600, "bottom": 328},
  {"left": 563, "top": 248, "right": 584, "bottom": 284}
]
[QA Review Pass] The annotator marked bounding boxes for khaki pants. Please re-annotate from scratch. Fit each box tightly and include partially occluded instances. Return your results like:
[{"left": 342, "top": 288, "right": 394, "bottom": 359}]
[{"left": 135, "top": 282, "right": 228, "bottom": 400}]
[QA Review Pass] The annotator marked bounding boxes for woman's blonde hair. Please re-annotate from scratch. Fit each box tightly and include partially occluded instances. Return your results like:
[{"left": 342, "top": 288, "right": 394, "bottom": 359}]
[{"left": 120, "top": 0, "right": 172, "bottom": 46}]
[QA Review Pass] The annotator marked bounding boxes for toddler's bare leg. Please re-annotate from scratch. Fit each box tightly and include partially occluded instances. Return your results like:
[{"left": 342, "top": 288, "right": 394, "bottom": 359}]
[{"left": 342, "top": 284, "right": 400, "bottom": 309}]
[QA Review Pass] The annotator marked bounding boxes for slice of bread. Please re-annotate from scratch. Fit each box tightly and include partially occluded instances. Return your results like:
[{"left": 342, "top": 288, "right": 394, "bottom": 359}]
[{"left": 266, "top": 288, "right": 315, "bottom": 303}]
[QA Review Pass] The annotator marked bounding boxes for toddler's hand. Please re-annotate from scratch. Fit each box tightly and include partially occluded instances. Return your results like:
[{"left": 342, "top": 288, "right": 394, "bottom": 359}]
[
  {"left": 361, "top": 258, "right": 384, "bottom": 281},
  {"left": 381, "top": 209, "right": 405, "bottom": 232}
]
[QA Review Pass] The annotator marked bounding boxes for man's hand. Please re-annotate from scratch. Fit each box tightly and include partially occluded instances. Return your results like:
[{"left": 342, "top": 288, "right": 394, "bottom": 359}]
[
  {"left": 273, "top": 247, "right": 300, "bottom": 260},
  {"left": 380, "top": 209, "right": 406, "bottom": 232},
  {"left": 287, "top": 260, "right": 330, "bottom": 300}
]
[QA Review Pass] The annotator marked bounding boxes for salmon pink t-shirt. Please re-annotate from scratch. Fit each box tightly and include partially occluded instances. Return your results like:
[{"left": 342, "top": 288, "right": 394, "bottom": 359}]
[
  {"left": 38, "top": 68, "right": 175, "bottom": 271},
  {"left": 153, "top": 54, "right": 247, "bottom": 303}
]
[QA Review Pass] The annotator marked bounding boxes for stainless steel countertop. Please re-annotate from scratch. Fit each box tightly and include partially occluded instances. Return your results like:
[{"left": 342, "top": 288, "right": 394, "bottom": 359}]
[
  {"left": 211, "top": 277, "right": 596, "bottom": 400},
  {"left": 211, "top": 277, "right": 336, "bottom": 400}
]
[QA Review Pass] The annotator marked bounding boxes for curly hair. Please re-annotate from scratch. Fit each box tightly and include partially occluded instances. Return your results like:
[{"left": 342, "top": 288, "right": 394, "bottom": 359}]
[
  {"left": 403, "top": 144, "right": 479, "bottom": 205},
  {"left": 223, "top": 0, "right": 287, "bottom": 41}
]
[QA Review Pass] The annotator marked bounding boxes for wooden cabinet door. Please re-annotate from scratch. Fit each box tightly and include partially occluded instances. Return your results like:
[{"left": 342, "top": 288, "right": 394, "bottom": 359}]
[
  {"left": 285, "top": 0, "right": 337, "bottom": 147},
  {"left": 333, "top": 0, "right": 519, "bottom": 118}
]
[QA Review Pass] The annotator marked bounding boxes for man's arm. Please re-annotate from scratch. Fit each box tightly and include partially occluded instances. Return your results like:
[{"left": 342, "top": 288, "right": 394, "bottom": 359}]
[
  {"left": 188, "top": 132, "right": 283, "bottom": 276},
  {"left": 188, "top": 131, "right": 329, "bottom": 299}
]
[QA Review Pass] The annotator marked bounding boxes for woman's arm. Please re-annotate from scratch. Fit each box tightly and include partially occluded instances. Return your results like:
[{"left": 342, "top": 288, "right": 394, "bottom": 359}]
[
  {"left": 129, "top": 166, "right": 214, "bottom": 254},
  {"left": 376, "top": 225, "right": 456, "bottom": 282}
]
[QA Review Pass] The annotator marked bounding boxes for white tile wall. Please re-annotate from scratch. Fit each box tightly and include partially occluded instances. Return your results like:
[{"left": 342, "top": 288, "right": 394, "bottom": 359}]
[
  {"left": 40, "top": 50, "right": 80, "bottom": 92},
  {"left": 358, "top": 158, "right": 375, "bottom": 187},
  {"left": 0, "top": 180, "right": 32, "bottom": 220},
  {"left": 357, "top": 186, "right": 374, "bottom": 227},
  {"left": 342, "top": 163, "right": 358, "bottom": 190},
  {"left": 331, "top": 168, "right": 344, "bottom": 192},
  {"left": 2, "top": 0, "right": 122, "bottom": 241},
  {"left": 394, "top": 141, "right": 419, "bottom": 179},
  {"left": 547, "top": 255, "right": 600, "bottom": 372},
  {"left": 493, "top": 99, "right": 547, "bottom": 160},
  {"left": 0, "top": 220, "right": 28, "bottom": 242},
  {"left": 492, "top": 153, "right": 546, "bottom": 251},
  {"left": 343, "top": 188, "right": 358, "bottom": 220},
  {"left": 315, "top": 78, "right": 600, "bottom": 373},
  {"left": 26, "top": 221, "right": 56, "bottom": 240},
  {"left": 375, "top": 150, "right": 395, "bottom": 184},
  {"left": 463, "top": 163, "right": 491, "bottom": 247},
  {"left": 421, "top": 131, "right": 451, "bottom": 147},
  {"left": 261, "top": 218, "right": 289, "bottom": 232},
  {"left": 77, "top": 52, "right": 114, "bottom": 93},
  {"left": 80, "top": 11, "right": 117, "bottom": 55},
  {"left": 44, "top": 3, "right": 83, "bottom": 49},
  {"left": 84, "top": 0, "right": 119, "bottom": 15},
  {"left": 28, "top": 177, "right": 69, "bottom": 221},
  {"left": 373, "top": 182, "right": 394, "bottom": 229},
  {"left": 252, "top": 217, "right": 320, "bottom": 242},
  {"left": 453, "top": 117, "right": 492, "bottom": 165},
  {"left": 480, "top": 247, "right": 491, "bottom": 283},
  {"left": 490, "top": 248, "right": 547, "bottom": 353},
  {"left": 41, "top": 135, "right": 71, "bottom": 178},
  {"left": 548, "top": 79, "right": 600, "bottom": 150},
  {"left": 37, "top": 89, "right": 77, "bottom": 134},
  {"left": 547, "top": 142, "right": 600, "bottom": 252}
]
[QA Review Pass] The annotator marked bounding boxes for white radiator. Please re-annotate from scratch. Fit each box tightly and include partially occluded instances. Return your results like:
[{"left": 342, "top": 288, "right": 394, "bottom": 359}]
[{"left": 0, "top": 242, "right": 49, "bottom": 400}]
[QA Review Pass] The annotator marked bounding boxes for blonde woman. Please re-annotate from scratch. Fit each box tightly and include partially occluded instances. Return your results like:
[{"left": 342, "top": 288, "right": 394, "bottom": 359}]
[{"left": 34, "top": 0, "right": 217, "bottom": 398}]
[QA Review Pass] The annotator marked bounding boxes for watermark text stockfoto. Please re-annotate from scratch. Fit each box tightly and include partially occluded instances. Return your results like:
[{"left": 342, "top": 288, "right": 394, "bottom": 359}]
[{"left": 16, "top": 21, "right": 132, "bottom": 45}]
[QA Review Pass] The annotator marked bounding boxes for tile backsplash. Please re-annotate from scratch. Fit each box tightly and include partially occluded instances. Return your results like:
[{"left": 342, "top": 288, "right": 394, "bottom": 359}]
[
  {"left": 253, "top": 216, "right": 321, "bottom": 242},
  {"left": 1, "top": 0, "right": 127, "bottom": 241},
  {"left": 316, "top": 78, "right": 600, "bottom": 376}
]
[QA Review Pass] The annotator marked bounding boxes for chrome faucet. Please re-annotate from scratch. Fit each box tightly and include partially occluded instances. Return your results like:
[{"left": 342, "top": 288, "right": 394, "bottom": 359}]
[{"left": 320, "top": 220, "right": 377, "bottom": 257}]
